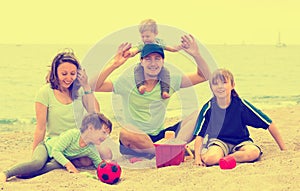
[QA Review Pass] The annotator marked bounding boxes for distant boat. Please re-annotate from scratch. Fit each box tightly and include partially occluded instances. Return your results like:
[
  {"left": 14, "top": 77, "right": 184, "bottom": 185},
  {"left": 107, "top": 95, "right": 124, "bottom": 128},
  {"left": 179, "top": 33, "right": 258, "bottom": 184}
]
[{"left": 276, "top": 32, "right": 287, "bottom": 47}]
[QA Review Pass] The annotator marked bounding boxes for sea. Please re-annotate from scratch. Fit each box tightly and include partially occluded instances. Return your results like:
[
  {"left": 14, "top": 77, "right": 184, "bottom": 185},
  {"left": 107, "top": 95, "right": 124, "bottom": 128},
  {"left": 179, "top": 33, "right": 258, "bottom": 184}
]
[{"left": 0, "top": 43, "right": 299, "bottom": 132}]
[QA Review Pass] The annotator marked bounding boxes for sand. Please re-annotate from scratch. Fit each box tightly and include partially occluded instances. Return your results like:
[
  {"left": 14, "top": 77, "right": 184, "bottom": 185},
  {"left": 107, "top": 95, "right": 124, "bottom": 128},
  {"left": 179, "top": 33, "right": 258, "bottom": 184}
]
[{"left": 0, "top": 105, "right": 299, "bottom": 191}]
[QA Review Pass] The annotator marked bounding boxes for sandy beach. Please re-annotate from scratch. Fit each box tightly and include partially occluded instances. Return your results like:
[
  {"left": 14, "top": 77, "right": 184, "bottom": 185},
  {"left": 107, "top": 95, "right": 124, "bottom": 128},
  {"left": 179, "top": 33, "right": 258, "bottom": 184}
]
[{"left": 0, "top": 105, "right": 299, "bottom": 191}]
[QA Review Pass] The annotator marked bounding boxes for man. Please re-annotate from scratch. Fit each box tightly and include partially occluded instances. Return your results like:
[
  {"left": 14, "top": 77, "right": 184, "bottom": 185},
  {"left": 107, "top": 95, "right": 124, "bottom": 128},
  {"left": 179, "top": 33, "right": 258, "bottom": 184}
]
[{"left": 93, "top": 35, "right": 210, "bottom": 157}]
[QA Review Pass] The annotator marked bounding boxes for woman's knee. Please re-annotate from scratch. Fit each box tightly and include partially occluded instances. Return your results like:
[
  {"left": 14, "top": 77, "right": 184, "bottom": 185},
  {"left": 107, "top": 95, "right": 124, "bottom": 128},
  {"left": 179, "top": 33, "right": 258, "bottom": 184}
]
[{"left": 28, "top": 159, "right": 47, "bottom": 171}]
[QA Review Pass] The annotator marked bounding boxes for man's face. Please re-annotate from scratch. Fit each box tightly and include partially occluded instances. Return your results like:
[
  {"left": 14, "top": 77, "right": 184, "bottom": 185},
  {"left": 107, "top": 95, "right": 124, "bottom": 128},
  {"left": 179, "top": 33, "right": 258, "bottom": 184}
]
[{"left": 141, "top": 53, "right": 164, "bottom": 78}]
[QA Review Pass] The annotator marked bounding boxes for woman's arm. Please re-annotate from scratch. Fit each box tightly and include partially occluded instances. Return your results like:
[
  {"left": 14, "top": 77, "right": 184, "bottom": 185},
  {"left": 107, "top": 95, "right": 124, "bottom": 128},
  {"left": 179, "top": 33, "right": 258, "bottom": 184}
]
[
  {"left": 32, "top": 102, "right": 47, "bottom": 151},
  {"left": 268, "top": 122, "right": 287, "bottom": 150},
  {"left": 78, "top": 69, "right": 97, "bottom": 113}
]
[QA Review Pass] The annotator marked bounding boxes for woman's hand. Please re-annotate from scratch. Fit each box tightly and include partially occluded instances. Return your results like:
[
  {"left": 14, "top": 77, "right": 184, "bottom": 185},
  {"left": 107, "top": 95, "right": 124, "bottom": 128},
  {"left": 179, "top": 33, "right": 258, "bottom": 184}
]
[{"left": 77, "top": 69, "right": 90, "bottom": 90}]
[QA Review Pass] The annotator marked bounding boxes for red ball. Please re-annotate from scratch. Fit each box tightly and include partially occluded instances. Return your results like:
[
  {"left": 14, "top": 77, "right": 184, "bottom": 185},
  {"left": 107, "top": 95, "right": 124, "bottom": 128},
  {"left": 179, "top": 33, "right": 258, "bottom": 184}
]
[{"left": 97, "top": 160, "right": 122, "bottom": 184}]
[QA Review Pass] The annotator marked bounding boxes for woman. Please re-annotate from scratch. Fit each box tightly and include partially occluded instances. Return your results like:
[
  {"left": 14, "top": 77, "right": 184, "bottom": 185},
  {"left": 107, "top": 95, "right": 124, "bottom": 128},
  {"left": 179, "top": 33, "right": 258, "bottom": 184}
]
[{"left": 33, "top": 50, "right": 111, "bottom": 167}]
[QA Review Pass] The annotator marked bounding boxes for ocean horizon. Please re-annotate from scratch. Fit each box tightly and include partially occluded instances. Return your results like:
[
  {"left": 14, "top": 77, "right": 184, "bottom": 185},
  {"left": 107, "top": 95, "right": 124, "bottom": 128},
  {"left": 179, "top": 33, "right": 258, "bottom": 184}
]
[{"left": 0, "top": 43, "right": 299, "bottom": 130}]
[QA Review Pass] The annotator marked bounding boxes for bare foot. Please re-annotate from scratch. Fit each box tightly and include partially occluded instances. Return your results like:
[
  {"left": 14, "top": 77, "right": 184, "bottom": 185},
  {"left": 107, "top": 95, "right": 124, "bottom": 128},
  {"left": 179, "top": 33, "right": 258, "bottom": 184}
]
[
  {"left": 0, "top": 172, "right": 7, "bottom": 183},
  {"left": 129, "top": 157, "right": 143, "bottom": 163},
  {"left": 162, "top": 92, "right": 170, "bottom": 99},
  {"left": 138, "top": 85, "right": 147, "bottom": 94}
]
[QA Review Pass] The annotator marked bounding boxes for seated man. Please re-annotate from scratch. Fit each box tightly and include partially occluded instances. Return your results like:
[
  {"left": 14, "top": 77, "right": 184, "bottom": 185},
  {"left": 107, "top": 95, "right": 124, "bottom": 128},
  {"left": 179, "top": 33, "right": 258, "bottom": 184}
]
[{"left": 93, "top": 35, "right": 211, "bottom": 158}]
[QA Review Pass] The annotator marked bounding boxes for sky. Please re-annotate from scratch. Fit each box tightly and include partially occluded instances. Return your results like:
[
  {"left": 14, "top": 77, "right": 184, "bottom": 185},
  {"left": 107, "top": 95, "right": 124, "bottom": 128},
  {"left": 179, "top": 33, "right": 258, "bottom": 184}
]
[{"left": 1, "top": 0, "right": 299, "bottom": 45}]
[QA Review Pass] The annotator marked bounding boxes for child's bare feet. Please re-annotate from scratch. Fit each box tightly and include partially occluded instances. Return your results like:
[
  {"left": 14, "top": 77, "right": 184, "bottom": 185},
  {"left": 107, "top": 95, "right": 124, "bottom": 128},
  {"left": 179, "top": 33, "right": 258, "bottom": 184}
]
[
  {"left": 162, "top": 92, "right": 170, "bottom": 99},
  {"left": 138, "top": 85, "right": 147, "bottom": 94},
  {"left": 0, "top": 172, "right": 7, "bottom": 183}
]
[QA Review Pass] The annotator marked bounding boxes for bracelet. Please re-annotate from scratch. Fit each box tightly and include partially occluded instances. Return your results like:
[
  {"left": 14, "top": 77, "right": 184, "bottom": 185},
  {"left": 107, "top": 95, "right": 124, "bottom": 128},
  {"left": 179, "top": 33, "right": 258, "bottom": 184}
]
[{"left": 84, "top": 90, "right": 93, "bottom": 95}]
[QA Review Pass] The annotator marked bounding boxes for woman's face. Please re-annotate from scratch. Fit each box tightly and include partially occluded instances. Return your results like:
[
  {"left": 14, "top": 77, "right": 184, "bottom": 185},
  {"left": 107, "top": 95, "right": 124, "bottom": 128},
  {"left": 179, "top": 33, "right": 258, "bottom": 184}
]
[{"left": 57, "top": 62, "right": 77, "bottom": 89}]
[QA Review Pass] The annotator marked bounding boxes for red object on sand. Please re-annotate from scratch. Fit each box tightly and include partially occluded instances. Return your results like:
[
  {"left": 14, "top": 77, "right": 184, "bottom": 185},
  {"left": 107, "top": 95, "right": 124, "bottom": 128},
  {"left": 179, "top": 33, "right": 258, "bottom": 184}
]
[
  {"left": 154, "top": 143, "right": 186, "bottom": 168},
  {"left": 97, "top": 160, "right": 122, "bottom": 184},
  {"left": 219, "top": 155, "right": 236, "bottom": 170}
]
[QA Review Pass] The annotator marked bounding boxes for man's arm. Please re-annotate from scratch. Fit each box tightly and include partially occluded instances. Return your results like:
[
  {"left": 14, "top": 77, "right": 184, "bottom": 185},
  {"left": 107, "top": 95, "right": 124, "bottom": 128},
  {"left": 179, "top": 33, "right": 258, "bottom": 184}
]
[
  {"left": 90, "top": 43, "right": 132, "bottom": 92},
  {"left": 180, "top": 35, "right": 211, "bottom": 88}
]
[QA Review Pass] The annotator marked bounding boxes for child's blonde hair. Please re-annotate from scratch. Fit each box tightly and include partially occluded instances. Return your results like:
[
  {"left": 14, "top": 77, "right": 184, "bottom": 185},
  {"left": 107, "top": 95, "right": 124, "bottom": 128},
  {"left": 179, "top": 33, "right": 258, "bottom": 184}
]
[
  {"left": 210, "top": 68, "right": 239, "bottom": 97},
  {"left": 139, "top": 19, "right": 158, "bottom": 34}
]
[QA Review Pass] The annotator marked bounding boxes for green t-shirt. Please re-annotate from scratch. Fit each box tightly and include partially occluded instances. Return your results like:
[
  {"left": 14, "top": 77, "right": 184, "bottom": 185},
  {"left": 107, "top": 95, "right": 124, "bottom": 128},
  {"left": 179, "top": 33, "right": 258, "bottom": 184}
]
[
  {"left": 46, "top": 129, "right": 101, "bottom": 168},
  {"left": 35, "top": 84, "right": 85, "bottom": 139},
  {"left": 113, "top": 65, "right": 182, "bottom": 135}
]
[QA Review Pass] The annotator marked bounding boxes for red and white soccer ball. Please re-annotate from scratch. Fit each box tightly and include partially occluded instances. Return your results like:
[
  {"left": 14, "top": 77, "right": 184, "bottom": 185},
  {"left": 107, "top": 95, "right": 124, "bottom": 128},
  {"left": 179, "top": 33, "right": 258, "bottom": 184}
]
[{"left": 97, "top": 160, "right": 122, "bottom": 184}]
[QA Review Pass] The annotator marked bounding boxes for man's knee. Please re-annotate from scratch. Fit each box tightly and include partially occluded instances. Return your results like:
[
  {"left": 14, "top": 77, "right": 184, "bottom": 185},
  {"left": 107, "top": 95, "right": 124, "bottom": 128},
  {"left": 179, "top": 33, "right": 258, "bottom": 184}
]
[
  {"left": 119, "top": 128, "right": 131, "bottom": 147},
  {"left": 176, "top": 110, "right": 199, "bottom": 143},
  {"left": 119, "top": 128, "right": 145, "bottom": 146}
]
